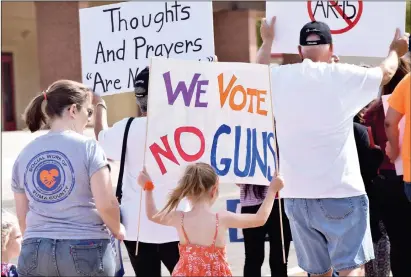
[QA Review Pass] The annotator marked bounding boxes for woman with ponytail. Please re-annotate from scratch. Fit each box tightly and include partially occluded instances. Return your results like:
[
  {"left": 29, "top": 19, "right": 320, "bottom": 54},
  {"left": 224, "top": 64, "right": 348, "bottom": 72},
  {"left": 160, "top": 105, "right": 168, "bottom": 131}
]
[
  {"left": 11, "top": 80, "right": 123, "bottom": 277},
  {"left": 137, "top": 162, "right": 285, "bottom": 277}
]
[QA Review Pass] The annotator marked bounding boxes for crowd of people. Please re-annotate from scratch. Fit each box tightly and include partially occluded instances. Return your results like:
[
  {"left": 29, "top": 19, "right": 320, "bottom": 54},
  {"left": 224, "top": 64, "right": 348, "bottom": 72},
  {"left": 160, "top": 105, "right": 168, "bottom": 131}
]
[{"left": 2, "top": 15, "right": 410, "bottom": 277}]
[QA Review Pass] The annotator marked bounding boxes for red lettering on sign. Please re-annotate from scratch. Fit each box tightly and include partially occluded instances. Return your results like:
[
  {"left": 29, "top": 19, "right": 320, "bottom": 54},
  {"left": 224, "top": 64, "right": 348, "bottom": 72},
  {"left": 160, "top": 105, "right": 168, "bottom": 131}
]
[
  {"left": 174, "top": 126, "right": 205, "bottom": 162},
  {"left": 307, "top": 0, "right": 363, "bottom": 35}
]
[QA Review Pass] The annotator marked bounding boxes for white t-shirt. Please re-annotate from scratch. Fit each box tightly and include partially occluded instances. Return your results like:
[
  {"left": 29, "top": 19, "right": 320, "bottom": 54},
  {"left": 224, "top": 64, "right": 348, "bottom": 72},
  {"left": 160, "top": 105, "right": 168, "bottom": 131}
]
[
  {"left": 270, "top": 59, "right": 383, "bottom": 199},
  {"left": 98, "top": 117, "right": 189, "bottom": 243}
]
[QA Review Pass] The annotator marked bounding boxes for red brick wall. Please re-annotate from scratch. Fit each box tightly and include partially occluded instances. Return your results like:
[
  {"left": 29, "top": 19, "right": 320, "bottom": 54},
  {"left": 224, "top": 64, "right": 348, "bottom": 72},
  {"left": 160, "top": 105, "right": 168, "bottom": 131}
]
[
  {"left": 35, "top": 2, "right": 87, "bottom": 89},
  {"left": 214, "top": 10, "right": 253, "bottom": 62}
]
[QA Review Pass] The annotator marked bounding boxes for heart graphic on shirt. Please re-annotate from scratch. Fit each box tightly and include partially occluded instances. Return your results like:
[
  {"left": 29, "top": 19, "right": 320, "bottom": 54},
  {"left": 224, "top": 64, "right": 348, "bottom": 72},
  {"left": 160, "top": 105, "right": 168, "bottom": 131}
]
[{"left": 39, "top": 169, "right": 59, "bottom": 188}]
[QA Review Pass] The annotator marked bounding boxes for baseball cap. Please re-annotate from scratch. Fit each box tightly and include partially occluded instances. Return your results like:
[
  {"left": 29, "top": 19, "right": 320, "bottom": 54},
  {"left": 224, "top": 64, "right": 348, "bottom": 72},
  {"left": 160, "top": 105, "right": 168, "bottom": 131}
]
[
  {"left": 300, "top": 21, "right": 332, "bottom": 46},
  {"left": 134, "top": 66, "right": 149, "bottom": 98}
]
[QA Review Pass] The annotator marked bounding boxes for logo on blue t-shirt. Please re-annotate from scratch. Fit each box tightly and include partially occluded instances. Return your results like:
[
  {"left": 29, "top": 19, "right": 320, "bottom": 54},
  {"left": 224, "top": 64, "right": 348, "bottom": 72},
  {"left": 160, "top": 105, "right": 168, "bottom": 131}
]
[{"left": 24, "top": 150, "right": 75, "bottom": 204}]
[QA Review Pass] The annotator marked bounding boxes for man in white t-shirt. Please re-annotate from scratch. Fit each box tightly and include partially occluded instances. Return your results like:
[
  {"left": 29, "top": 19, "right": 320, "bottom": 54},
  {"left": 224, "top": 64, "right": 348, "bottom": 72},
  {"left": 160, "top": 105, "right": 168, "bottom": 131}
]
[
  {"left": 256, "top": 18, "right": 409, "bottom": 276},
  {"left": 93, "top": 67, "right": 188, "bottom": 277}
]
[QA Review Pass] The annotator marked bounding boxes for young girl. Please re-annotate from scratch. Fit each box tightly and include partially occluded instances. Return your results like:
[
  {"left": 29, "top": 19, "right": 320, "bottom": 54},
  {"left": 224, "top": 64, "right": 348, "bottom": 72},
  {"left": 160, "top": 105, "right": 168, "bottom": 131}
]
[
  {"left": 1, "top": 210, "right": 22, "bottom": 277},
  {"left": 137, "top": 162, "right": 284, "bottom": 277}
]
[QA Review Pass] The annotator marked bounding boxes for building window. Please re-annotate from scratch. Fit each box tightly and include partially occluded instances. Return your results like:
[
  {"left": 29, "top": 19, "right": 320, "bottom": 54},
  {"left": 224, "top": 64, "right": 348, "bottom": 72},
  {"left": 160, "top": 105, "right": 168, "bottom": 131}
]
[{"left": 1, "top": 53, "right": 17, "bottom": 131}]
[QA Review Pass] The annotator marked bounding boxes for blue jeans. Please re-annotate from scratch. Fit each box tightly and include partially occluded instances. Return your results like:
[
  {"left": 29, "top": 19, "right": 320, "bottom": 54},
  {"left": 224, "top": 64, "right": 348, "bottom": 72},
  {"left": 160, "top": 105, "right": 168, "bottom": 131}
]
[
  {"left": 285, "top": 195, "right": 374, "bottom": 275},
  {"left": 308, "top": 271, "right": 339, "bottom": 276},
  {"left": 17, "top": 238, "right": 115, "bottom": 276},
  {"left": 405, "top": 182, "right": 411, "bottom": 202}
]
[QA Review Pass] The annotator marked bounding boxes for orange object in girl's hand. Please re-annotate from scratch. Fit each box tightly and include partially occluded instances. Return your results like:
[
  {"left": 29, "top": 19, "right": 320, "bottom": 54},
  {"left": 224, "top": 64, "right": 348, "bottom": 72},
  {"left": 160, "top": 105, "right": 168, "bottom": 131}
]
[{"left": 144, "top": 181, "right": 155, "bottom": 191}]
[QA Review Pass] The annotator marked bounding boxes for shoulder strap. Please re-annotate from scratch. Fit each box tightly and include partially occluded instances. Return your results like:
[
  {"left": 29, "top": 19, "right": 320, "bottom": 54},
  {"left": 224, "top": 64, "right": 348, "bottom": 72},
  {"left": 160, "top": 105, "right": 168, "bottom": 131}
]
[
  {"left": 115, "top": 117, "right": 135, "bottom": 204},
  {"left": 212, "top": 213, "right": 219, "bottom": 246},
  {"left": 180, "top": 212, "right": 190, "bottom": 244}
]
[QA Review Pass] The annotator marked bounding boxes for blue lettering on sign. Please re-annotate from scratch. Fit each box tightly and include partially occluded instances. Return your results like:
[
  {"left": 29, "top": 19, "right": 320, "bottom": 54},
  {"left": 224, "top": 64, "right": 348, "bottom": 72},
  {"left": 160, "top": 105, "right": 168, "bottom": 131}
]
[
  {"left": 226, "top": 199, "right": 269, "bottom": 243},
  {"left": 210, "top": 124, "right": 277, "bottom": 181}
]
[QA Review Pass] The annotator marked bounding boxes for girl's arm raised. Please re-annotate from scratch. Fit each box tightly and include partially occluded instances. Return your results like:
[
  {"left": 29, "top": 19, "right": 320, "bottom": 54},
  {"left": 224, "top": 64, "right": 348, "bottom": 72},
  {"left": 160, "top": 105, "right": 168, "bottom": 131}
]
[
  {"left": 220, "top": 175, "right": 284, "bottom": 229},
  {"left": 138, "top": 168, "right": 180, "bottom": 227},
  {"left": 144, "top": 190, "right": 180, "bottom": 226}
]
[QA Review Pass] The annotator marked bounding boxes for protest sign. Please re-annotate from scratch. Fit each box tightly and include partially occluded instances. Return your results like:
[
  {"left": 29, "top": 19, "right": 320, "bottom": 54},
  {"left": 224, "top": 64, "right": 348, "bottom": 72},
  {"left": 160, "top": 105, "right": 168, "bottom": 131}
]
[
  {"left": 227, "top": 199, "right": 270, "bottom": 242},
  {"left": 266, "top": 1, "right": 406, "bottom": 57},
  {"left": 145, "top": 58, "right": 277, "bottom": 186},
  {"left": 79, "top": 1, "right": 215, "bottom": 95},
  {"left": 382, "top": 95, "right": 404, "bottom": 176},
  {"left": 226, "top": 199, "right": 244, "bottom": 242}
]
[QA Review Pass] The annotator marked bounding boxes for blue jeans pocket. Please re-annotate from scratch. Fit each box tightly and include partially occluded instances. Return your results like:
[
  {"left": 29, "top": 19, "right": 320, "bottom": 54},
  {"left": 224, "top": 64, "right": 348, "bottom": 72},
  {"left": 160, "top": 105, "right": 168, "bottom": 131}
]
[
  {"left": 70, "top": 242, "right": 104, "bottom": 276},
  {"left": 318, "top": 198, "right": 354, "bottom": 220},
  {"left": 18, "top": 239, "right": 41, "bottom": 275}
]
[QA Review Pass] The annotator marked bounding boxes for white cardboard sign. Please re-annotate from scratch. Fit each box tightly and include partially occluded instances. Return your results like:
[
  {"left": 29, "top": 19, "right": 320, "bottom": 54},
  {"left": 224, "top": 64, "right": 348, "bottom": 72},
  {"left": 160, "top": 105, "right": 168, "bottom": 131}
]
[
  {"left": 266, "top": 1, "right": 406, "bottom": 57},
  {"left": 79, "top": 1, "right": 215, "bottom": 95},
  {"left": 145, "top": 58, "right": 278, "bottom": 186}
]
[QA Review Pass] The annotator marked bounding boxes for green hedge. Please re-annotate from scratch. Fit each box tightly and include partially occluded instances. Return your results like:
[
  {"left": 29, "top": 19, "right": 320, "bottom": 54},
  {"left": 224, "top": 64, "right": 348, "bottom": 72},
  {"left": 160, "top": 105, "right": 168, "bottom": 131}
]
[
  {"left": 256, "top": 19, "right": 263, "bottom": 48},
  {"left": 407, "top": 1, "right": 411, "bottom": 33}
]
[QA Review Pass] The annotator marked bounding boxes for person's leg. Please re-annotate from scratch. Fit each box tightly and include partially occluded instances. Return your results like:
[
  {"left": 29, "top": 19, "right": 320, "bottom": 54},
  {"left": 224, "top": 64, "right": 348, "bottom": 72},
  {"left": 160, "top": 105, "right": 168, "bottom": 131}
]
[
  {"left": 242, "top": 204, "right": 267, "bottom": 277},
  {"left": 284, "top": 199, "right": 332, "bottom": 276},
  {"left": 310, "top": 195, "right": 374, "bottom": 277},
  {"left": 123, "top": 240, "right": 139, "bottom": 275},
  {"left": 364, "top": 223, "right": 390, "bottom": 277},
  {"left": 159, "top": 241, "right": 180, "bottom": 274},
  {"left": 364, "top": 182, "right": 385, "bottom": 277},
  {"left": 376, "top": 174, "right": 411, "bottom": 276},
  {"left": 124, "top": 241, "right": 161, "bottom": 277},
  {"left": 267, "top": 199, "right": 292, "bottom": 277},
  {"left": 374, "top": 224, "right": 390, "bottom": 277}
]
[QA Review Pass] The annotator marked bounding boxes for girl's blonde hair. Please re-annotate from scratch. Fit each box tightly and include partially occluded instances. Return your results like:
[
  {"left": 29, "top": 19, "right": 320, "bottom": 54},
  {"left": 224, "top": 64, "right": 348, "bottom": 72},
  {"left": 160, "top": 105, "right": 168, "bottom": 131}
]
[
  {"left": 159, "top": 163, "right": 218, "bottom": 215},
  {"left": 1, "top": 210, "right": 18, "bottom": 251}
]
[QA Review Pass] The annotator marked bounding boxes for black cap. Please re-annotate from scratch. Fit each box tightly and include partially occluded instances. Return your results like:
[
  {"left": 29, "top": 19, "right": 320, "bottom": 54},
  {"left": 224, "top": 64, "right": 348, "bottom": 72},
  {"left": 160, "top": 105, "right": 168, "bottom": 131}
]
[
  {"left": 134, "top": 66, "right": 149, "bottom": 98},
  {"left": 300, "top": 21, "right": 332, "bottom": 46}
]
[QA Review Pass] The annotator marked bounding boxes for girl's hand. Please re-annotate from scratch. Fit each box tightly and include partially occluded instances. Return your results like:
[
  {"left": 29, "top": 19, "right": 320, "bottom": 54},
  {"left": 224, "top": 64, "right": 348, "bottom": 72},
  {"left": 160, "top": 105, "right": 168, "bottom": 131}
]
[
  {"left": 137, "top": 167, "right": 152, "bottom": 188},
  {"left": 269, "top": 174, "right": 284, "bottom": 193}
]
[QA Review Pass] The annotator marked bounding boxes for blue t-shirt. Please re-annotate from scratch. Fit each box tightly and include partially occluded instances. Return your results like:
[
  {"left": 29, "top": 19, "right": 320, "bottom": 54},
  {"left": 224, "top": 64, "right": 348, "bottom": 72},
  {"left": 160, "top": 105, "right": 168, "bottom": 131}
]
[{"left": 11, "top": 131, "right": 110, "bottom": 240}]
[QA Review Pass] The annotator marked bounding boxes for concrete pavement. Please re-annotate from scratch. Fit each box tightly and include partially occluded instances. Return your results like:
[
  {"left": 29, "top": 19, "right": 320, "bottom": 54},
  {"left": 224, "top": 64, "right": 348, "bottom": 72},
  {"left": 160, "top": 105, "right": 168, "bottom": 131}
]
[{"left": 1, "top": 129, "right": 305, "bottom": 276}]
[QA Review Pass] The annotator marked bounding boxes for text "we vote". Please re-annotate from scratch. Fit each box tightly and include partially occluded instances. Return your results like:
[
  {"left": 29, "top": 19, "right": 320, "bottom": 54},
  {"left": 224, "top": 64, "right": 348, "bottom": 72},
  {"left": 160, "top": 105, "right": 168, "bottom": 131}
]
[{"left": 163, "top": 72, "right": 268, "bottom": 115}]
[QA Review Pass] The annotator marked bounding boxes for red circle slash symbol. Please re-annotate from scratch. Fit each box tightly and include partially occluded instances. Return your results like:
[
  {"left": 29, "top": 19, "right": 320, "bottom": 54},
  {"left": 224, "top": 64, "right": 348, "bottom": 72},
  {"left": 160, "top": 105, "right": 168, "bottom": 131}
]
[{"left": 307, "top": 0, "right": 363, "bottom": 35}]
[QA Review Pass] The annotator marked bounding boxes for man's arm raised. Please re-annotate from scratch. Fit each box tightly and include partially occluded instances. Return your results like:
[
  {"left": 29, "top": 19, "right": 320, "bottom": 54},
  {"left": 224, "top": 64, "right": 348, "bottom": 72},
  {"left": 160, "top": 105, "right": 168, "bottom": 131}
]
[
  {"left": 256, "top": 17, "right": 276, "bottom": 65},
  {"left": 379, "top": 28, "right": 409, "bottom": 86}
]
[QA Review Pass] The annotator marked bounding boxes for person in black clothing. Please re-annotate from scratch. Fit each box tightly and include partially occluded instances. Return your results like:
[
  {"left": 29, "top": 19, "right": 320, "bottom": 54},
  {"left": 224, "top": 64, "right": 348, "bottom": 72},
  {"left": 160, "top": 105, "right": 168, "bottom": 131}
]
[{"left": 354, "top": 111, "right": 390, "bottom": 277}]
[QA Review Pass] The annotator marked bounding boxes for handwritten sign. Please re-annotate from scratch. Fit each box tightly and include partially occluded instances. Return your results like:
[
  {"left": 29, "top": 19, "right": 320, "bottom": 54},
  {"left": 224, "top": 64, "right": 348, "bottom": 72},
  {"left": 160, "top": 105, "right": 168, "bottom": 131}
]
[
  {"left": 145, "top": 58, "right": 277, "bottom": 185},
  {"left": 79, "top": 1, "right": 215, "bottom": 95},
  {"left": 266, "top": 1, "right": 406, "bottom": 57},
  {"left": 226, "top": 199, "right": 244, "bottom": 242},
  {"left": 226, "top": 199, "right": 270, "bottom": 242}
]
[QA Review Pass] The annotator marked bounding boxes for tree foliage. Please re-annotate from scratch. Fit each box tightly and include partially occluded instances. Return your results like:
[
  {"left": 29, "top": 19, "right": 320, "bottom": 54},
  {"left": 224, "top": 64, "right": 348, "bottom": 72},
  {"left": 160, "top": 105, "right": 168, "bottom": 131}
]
[{"left": 406, "top": 1, "right": 410, "bottom": 33}]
